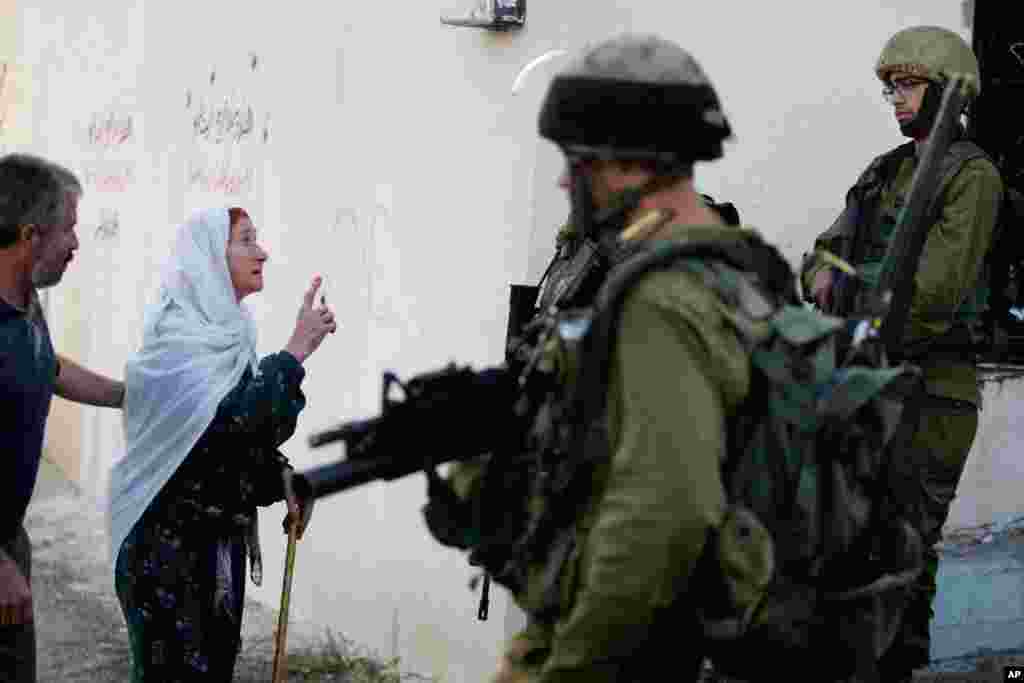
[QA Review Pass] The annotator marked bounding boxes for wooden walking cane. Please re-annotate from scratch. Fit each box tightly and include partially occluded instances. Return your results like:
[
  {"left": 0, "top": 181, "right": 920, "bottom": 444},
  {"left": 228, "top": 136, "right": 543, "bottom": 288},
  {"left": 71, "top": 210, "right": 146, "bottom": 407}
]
[{"left": 272, "top": 518, "right": 299, "bottom": 683}]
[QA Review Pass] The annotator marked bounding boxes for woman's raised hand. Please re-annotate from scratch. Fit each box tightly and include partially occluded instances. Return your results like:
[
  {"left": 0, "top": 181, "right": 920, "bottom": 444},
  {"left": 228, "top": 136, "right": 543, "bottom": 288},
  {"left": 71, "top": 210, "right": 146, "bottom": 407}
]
[{"left": 285, "top": 276, "right": 337, "bottom": 364}]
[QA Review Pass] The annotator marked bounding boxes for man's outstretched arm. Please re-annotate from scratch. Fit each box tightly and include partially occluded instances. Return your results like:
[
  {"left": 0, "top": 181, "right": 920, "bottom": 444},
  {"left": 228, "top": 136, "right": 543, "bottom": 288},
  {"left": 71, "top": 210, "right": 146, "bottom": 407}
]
[{"left": 54, "top": 354, "right": 125, "bottom": 408}]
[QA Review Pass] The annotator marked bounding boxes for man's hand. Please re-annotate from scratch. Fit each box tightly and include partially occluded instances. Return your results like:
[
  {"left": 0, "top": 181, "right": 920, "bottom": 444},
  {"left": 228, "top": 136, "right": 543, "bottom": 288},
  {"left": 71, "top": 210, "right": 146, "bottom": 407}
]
[
  {"left": 492, "top": 655, "right": 532, "bottom": 683},
  {"left": 491, "top": 636, "right": 542, "bottom": 683},
  {"left": 0, "top": 554, "right": 33, "bottom": 626},
  {"left": 281, "top": 469, "right": 314, "bottom": 540},
  {"left": 811, "top": 267, "right": 836, "bottom": 311}
]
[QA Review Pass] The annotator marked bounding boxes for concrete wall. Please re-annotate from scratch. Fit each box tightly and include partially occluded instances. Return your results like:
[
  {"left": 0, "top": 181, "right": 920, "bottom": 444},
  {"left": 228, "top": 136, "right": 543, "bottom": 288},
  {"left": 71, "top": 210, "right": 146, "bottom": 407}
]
[{"left": 6, "top": 1, "right": 1016, "bottom": 681}]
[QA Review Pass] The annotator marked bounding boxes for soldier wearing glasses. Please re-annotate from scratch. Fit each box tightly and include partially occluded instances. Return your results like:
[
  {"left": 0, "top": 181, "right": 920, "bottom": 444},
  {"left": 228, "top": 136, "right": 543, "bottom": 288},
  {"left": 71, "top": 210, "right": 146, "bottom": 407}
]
[{"left": 800, "top": 25, "right": 1003, "bottom": 682}]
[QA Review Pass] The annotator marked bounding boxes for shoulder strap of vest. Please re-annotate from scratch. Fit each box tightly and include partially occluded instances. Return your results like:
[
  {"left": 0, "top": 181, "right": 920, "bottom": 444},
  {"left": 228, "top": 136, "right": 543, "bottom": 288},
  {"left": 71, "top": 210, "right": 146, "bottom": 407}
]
[
  {"left": 855, "top": 137, "right": 988, "bottom": 201},
  {"left": 938, "top": 139, "right": 989, "bottom": 189},
  {"left": 877, "top": 142, "right": 918, "bottom": 184},
  {"left": 852, "top": 139, "right": 990, "bottom": 253},
  {"left": 855, "top": 142, "right": 916, "bottom": 196},
  {"left": 923, "top": 139, "right": 992, "bottom": 228},
  {"left": 851, "top": 137, "right": 984, "bottom": 205}
]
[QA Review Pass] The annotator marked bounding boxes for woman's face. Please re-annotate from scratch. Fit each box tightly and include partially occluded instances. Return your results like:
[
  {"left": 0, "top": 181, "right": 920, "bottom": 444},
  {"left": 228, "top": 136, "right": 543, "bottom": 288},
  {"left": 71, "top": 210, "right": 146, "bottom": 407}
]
[{"left": 226, "top": 215, "right": 268, "bottom": 301}]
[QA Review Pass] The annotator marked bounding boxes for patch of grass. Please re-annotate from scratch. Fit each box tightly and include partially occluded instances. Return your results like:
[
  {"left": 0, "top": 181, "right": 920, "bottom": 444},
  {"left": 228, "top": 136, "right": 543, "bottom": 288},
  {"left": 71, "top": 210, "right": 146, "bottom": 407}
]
[{"left": 286, "top": 628, "right": 437, "bottom": 682}]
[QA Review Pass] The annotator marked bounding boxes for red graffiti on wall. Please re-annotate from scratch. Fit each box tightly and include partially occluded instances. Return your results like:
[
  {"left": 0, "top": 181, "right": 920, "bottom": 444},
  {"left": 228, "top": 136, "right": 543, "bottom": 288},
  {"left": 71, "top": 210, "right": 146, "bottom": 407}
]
[
  {"left": 87, "top": 111, "right": 133, "bottom": 148},
  {"left": 79, "top": 109, "right": 137, "bottom": 192},
  {"left": 82, "top": 161, "right": 135, "bottom": 193},
  {"left": 188, "top": 161, "right": 254, "bottom": 195}
]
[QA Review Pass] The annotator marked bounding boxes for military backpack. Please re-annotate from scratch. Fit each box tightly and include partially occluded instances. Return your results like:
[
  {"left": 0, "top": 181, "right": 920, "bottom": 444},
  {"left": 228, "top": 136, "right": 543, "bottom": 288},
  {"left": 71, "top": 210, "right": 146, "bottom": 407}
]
[{"left": 564, "top": 233, "right": 925, "bottom": 681}]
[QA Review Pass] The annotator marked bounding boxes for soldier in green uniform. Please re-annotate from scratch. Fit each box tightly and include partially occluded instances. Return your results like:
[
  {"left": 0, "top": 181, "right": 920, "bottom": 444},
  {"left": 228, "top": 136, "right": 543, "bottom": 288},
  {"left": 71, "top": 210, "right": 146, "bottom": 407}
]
[
  {"left": 800, "top": 26, "right": 1004, "bottom": 682},
  {"left": 432, "top": 33, "right": 795, "bottom": 683}
]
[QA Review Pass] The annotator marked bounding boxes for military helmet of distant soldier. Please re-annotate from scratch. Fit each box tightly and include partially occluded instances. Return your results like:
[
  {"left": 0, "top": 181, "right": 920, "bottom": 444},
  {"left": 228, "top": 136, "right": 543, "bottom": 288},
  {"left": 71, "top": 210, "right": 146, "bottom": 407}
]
[
  {"left": 876, "top": 26, "right": 980, "bottom": 96},
  {"left": 876, "top": 26, "right": 980, "bottom": 138}
]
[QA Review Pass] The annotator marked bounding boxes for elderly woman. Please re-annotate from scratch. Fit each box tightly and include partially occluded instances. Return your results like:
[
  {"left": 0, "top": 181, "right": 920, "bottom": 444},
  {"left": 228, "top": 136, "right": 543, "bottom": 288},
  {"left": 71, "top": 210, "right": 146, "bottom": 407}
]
[{"left": 107, "top": 206, "right": 335, "bottom": 681}]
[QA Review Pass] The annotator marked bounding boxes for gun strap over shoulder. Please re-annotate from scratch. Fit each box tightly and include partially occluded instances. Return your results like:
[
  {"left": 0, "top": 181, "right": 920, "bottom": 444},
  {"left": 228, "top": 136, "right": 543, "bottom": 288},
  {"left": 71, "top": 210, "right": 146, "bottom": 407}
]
[{"left": 926, "top": 138, "right": 991, "bottom": 224}]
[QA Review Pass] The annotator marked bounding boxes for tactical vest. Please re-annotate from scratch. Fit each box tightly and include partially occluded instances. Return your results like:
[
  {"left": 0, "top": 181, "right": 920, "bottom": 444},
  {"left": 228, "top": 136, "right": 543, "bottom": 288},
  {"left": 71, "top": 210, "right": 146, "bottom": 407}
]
[
  {"left": 832, "top": 138, "right": 992, "bottom": 327},
  {"left": 536, "top": 225, "right": 579, "bottom": 313},
  {"left": 535, "top": 229, "right": 628, "bottom": 315}
]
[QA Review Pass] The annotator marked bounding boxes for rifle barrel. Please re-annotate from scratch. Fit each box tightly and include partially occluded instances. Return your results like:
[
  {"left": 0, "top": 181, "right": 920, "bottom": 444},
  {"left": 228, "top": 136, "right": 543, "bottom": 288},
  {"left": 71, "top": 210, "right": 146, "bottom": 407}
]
[
  {"left": 302, "top": 455, "right": 409, "bottom": 499},
  {"left": 300, "top": 366, "right": 518, "bottom": 501},
  {"left": 308, "top": 417, "right": 378, "bottom": 448}
]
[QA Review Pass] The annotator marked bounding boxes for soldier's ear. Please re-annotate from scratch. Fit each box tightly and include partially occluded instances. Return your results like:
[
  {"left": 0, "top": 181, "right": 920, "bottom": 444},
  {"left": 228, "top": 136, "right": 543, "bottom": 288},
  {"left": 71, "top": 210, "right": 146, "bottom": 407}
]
[{"left": 19, "top": 224, "right": 38, "bottom": 243}]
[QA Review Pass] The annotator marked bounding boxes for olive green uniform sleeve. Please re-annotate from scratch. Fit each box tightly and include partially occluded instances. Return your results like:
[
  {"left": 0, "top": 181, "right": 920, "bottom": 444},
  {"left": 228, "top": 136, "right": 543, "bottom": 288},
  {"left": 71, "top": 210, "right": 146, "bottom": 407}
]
[
  {"left": 907, "top": 157, "right": 1003, "bottom": 344},
  {"left": 538, "top": 272, "right": 748, "bottom": 683}
]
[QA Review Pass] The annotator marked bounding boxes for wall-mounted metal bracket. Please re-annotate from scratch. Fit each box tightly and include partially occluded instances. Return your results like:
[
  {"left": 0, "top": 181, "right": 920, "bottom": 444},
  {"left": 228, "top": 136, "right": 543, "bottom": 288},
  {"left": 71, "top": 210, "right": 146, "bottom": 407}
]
[{"left": 441, "top": 0, "right": 525, "bottom": 31}]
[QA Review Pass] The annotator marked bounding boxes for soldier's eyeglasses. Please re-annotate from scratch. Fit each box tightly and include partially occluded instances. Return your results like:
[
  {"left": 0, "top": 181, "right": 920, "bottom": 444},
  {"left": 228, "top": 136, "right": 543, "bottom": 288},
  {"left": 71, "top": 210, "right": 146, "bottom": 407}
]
[{"left": 882, "top": 78, "right": 930, "bottom": 103}]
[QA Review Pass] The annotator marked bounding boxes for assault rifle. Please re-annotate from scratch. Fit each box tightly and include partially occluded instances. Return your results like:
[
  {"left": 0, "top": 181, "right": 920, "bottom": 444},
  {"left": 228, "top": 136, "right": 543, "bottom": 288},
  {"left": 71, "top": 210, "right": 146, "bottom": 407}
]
[
  {"left": 302, "top": 364, "right": 522, "bottom": 499},
  {"left": 300, "top": 274, "right": 568, "bottom": 622},
  {"left": 300, "top": 266, "right": 576, "bottom": 501},
  {"left": 301, "top": 210, "right": 675, "bottom": 501},
  {"left": 298, "top": 246, "right": 603, "bottom": 499}
]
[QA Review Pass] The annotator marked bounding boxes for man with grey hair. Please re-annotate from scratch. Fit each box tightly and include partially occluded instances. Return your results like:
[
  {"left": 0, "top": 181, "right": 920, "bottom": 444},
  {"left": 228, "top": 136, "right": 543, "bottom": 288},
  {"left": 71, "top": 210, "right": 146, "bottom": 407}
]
[{"left": 0, "top": 153, "right": 125, "bottom": 681}]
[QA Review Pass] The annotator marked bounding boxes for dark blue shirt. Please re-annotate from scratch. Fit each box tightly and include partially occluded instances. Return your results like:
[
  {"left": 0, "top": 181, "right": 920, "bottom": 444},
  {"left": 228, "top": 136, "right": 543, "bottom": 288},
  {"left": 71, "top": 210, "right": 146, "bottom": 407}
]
[{"left": 0, "top": 291, "right": 57, "bottom": 542}]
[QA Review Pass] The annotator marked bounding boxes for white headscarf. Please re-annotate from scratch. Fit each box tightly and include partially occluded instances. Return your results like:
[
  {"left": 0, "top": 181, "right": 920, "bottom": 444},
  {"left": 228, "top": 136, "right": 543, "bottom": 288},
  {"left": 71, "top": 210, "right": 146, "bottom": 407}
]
[{"left": 107, "top": 207, "right": 259, "bottom": 569}]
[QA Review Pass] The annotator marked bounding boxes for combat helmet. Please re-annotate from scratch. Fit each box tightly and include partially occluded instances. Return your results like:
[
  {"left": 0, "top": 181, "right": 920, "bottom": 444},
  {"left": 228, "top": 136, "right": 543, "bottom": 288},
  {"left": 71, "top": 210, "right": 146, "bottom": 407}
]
[
  {"left": 538, "top": 33, "right": 733, "bottom": 169},
  {"left": 876, "top": 25, "right": 981, "bottom": 98}
]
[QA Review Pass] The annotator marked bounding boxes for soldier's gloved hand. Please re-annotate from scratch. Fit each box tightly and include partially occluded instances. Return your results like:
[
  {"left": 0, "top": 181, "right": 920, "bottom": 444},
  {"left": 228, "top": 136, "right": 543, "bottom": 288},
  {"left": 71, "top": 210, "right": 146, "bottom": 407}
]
[
  {"left": 812, "top": 267, "right": 835, "bottom": 310},
  {"left": 492, "top": 655, "right": 532, "bottom": 683}
]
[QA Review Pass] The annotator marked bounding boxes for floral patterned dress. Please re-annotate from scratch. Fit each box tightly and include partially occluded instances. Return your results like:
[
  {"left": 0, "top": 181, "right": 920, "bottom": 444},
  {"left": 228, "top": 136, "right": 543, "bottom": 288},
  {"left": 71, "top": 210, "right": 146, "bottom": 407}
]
[{"left": 114, "top": 351, "right": 305, "bottom": 682}]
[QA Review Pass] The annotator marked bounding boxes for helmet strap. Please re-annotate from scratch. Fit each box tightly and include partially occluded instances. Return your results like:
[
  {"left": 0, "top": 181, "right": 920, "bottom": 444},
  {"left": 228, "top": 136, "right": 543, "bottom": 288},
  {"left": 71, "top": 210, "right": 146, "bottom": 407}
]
[
  {"left": 568, "top": 159, "right": 596, "bottom": 240},
  {"left": 588, "top": 167, "right": 687, "bottom": 238}
]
